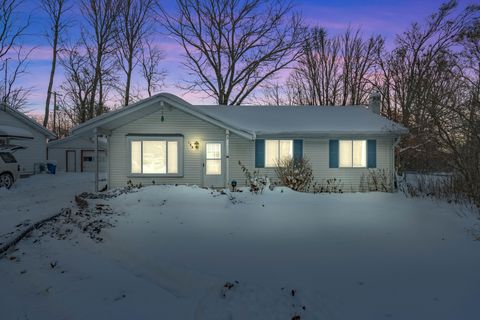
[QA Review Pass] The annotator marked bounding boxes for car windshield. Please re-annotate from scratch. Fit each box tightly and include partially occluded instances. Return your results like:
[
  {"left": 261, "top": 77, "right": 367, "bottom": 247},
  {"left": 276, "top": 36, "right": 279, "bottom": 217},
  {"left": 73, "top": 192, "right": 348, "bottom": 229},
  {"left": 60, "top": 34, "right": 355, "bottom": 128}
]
[{"left": 0, "top": 152, "right": 17, "bottom": 163}]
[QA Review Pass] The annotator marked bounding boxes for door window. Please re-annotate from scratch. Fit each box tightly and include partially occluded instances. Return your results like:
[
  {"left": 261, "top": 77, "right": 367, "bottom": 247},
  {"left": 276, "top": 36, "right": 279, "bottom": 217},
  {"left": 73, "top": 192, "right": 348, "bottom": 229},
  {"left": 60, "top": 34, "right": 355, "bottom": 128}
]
[{"left": 206, "top": 143, "right": 222, "bottom": 175}]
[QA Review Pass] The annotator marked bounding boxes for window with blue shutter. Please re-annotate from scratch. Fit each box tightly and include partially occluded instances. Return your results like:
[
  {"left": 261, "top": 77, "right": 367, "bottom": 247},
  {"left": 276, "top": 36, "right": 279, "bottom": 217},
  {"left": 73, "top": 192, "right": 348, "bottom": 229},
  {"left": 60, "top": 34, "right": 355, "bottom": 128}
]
[
  {"left": 255, "top": 139, "right": 265, "bottom": 168},
  {"left": 293, "top": 140, "right": 303, "bottom": 160},
  {"left": 367, "top": 139, "right": 377, "bottom": 168},
  {"left": 329, "top": 140, "right": 339, "bottom": 168}
]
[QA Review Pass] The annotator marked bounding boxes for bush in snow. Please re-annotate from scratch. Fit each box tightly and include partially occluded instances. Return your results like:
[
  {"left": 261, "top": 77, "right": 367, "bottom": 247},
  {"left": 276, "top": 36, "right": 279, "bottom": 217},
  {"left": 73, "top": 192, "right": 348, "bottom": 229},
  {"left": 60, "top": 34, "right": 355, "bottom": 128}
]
[
  {"left": 399, "top": 173, "right": 478, "bottom": 212},
  {"left": 312, "top": 178, "right": 343, "bottom": 194},
  {"left": 127, "top": 180, "right": 143, "bottom": 190},
  {"left": 359, "top": 169, "right": 393, "bottom": 192},
  {"left": 274, "top": 158, "right": 314, "bottom": 192},
  {"left": 238, "top": 161, "right": 269, "bottom": 194}
]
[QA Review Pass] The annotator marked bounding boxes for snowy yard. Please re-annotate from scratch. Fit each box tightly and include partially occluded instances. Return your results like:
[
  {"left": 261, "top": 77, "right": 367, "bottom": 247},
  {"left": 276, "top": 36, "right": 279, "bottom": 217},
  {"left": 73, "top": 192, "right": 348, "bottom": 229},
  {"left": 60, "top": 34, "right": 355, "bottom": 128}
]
[
  {"left": 1, "top": 176, "right": 480, "bottom": 320},
  {"left": 0, "top": 173, "right": 95, "bottom": 247}
]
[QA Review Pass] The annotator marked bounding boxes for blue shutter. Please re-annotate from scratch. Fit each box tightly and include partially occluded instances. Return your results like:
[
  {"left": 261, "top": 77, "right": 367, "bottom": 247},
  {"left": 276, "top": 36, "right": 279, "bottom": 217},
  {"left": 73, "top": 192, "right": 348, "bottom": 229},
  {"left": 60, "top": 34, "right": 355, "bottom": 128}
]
[
  {"left": 367, "top": 139, "right": 377, "bottom": 168},
  {"left": 293, "top": 140, "right": 303, "bottom": 160},
  {"left": 329, "top": 140, "right": 339, "bottom": 168},
  {"left": 255, "top": 139, "right": 265, "bottom": 168}
]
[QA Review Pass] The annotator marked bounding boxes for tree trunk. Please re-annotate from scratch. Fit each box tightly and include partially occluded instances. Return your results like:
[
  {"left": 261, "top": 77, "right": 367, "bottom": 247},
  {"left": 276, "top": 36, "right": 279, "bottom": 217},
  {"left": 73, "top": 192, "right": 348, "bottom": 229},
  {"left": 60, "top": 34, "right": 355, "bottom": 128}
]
[
  {"left": 124, "top": 54, "right": 133, "bottom": 106},
  {"left": 43, "top": 28, "right": 59, "bottom": 128}
]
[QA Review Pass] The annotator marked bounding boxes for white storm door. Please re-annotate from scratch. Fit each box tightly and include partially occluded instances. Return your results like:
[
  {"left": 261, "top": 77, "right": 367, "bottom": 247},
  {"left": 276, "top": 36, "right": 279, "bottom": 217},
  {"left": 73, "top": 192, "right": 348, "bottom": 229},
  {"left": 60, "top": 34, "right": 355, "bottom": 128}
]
[{"left": 203, "top": 142, "right": 225, "bottom": 187}]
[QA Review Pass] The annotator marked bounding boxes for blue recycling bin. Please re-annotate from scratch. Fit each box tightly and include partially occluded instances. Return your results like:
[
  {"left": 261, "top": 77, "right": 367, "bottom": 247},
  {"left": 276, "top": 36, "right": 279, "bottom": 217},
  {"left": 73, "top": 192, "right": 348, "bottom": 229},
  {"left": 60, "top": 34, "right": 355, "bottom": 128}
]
[{"left": 47, "top": 163, "right": 56, "bottom": 174}]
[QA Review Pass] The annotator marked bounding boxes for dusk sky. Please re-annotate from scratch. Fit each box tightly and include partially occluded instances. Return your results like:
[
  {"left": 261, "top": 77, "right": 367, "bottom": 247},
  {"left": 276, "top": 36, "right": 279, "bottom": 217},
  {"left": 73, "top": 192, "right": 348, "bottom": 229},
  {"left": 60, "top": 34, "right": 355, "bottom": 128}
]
[{"left": 12, "top": 0, "right": 467, "bottom": 115}]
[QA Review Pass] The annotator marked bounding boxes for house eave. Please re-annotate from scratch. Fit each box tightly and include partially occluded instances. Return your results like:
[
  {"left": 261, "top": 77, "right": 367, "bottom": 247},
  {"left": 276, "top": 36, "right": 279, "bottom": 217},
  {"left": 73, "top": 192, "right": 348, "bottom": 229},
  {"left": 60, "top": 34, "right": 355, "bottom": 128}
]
[
  {"left": 2, "top": 105, "right": 56, "bottom": 139},
  {"left": 255, "top": 130, "right": 408, "bottom": 139},
  {"left": 71, "top": 93, "right": 255, "bottom": 140}
]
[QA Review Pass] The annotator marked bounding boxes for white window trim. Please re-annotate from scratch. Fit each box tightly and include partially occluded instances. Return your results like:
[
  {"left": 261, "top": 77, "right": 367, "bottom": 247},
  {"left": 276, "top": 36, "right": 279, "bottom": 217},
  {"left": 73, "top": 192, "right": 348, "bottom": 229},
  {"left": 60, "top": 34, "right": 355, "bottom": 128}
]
[
  {"left": 205, "top": 142, "right": 223, "bottom": 176},
  {"left": 265, "top": 139, "right": 293, "bottom": 168},
  {"left": 127, "top": 136, "right": 184, "bottom": 177},
  {"left": 339, "top": 139, "right": 367, "bottom": 168}
]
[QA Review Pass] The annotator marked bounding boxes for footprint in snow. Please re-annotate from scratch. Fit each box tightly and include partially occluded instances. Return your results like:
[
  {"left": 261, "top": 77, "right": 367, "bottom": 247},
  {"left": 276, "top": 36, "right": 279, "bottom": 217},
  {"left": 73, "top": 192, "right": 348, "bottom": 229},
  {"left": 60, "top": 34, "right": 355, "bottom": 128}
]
[{"left": 114, "top": 293, "right": 127, "bottom": 301}]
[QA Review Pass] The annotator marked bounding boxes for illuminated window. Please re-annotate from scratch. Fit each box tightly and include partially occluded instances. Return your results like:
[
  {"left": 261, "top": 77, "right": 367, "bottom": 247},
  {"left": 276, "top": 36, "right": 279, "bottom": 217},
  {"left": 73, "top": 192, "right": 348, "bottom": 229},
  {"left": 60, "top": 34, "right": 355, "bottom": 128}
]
[
  {"left": 205, "top": 143, "right": 222, "bottom": 175},
  {"left": 265, "top": 140, "right": 293, "bottom": 167},
  {"left": 339, "top": 140, "right": 366, "bottom": 168},
  {"left": 130, "top": 137, "right": 182, "bottom": 175}
]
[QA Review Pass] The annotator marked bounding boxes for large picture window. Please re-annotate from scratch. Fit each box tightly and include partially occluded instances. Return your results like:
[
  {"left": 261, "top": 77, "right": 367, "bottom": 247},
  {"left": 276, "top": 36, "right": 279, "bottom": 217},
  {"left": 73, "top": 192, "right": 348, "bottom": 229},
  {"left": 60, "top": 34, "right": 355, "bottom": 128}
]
[
  {"left": 339, "top": 140, "right": 366, "bottom": 168},
  {"left": 265, "top": 140, "right": 293, "bottom": 167},
  {"left": 130, "top": 137, "right": 182, "bottom": 175}
]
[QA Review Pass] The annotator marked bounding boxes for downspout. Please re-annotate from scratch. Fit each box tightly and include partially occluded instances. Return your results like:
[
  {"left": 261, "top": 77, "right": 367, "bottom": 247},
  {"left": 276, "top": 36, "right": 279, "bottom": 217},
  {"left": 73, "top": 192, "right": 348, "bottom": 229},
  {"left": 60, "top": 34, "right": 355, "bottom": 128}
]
[
  {"left": 106, "top": 134, "right": 110, "bottom": 190},
  {"left": 392, "top": 136, "right": 401, "bottom": 191},
  {"left": 225, "top": 129, "right": 230, "bottom": 189},
  {"left": 94, "top": 129, "right": 99, "bottom": 192}
]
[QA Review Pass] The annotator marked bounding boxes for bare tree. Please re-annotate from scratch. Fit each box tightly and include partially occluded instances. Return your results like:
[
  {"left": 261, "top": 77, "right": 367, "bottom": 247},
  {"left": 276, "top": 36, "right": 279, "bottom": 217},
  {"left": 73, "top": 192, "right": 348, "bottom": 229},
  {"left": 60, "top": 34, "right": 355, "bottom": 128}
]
[
  {"left": 429, "top": 16, "right": 480, "bottom": 207},
  {"left": 1, "top": 46, "right": 33, "bottom": 110},
  {"left": 258, "top": 81, "right": 290, "bottom": 105},
  {"left": 375, "top": 0, "right": 479, "bottom": 171},
  {"left": 59, "top": 45, "right": 95, "bottom": 123},
  {"left": 377, "top": 1, "right": 477, "bottom": 127},
  {"left": 41, "top": 0, "right": 70, "bottom": 127},
  {"left": 287, "top": 27, "right": 342, "bottom": 105},
  {"left": 340, "top": 27, "right": 383, "bottom": 105},
  {"left": 0, "top": 0, "right": 29, "bottom": 60},
  {"left": 286, "top": 27, "right": 382, "bottom": 106},
  {"left": 0, "top": 0, "right": 30, "bottom": 109},
  {"left": 81, "top": 0, "right": 120, "bottom": 117},
  {"left": 160, "top": 0, "right": 305, "bottom": 105},
  {"left": 138, "top": 40, "right": 166, "bottom": 97},
  {"left": 115, "top": 0, "right": 154, "bottom": 106}
]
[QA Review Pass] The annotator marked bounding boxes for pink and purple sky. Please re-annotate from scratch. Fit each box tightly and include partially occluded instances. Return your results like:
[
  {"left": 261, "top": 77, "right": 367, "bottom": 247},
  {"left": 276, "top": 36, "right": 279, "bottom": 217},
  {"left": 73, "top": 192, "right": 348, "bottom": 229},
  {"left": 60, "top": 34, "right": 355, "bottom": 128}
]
[{"left": 12, "top": 0, "right": 468, "bottom": 114}]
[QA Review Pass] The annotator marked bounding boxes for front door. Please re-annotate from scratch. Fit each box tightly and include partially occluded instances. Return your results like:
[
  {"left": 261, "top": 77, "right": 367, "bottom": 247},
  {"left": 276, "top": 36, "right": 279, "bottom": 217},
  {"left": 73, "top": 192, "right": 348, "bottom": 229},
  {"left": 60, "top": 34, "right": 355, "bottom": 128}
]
[
  {"left": 203, "top": 142, "right": 225, "bottom": 188},
  {"left": 66, "top": 150, "right": 76, "bottom": 172}
]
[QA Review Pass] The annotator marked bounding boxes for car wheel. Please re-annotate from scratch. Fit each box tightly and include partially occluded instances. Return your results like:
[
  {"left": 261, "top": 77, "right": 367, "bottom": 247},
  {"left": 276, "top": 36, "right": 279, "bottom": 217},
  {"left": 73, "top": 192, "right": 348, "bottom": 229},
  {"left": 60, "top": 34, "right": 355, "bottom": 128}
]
[{"left": 0, "top": 173, "right": 14, "bottom": 189}]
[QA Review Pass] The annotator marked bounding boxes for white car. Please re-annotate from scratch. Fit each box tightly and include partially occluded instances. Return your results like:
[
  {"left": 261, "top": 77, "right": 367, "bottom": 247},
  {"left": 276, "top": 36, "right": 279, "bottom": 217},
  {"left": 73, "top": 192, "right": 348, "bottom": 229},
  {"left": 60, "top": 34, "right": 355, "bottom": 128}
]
[{"left": 0, "top": 145, "right": 22, "bottom": 189}]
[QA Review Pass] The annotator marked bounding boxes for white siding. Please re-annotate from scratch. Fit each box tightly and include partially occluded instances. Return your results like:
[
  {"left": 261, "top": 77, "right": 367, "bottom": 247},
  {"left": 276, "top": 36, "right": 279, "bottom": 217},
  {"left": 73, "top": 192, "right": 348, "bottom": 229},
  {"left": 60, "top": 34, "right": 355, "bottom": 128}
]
[
  {"left": 108, "top": 105, "right": 395, "bottom": 192},
  {"left": 108, "top": 106, "right": 226, "bottom": 187},
  {"left": 47, "top": 148, "right": 69, "bottom": 171},
  {"left": 48, "top": 148, "right": 106, "bottom": 172},
  {"left": 0, "top": 110, "right": 48, "bottom": 174},
  {"left": 228, "top": 136, "right": 394, "bottom": 192},
  {"left": 47, "top": 136, "right": 106, "bottom": 172}
]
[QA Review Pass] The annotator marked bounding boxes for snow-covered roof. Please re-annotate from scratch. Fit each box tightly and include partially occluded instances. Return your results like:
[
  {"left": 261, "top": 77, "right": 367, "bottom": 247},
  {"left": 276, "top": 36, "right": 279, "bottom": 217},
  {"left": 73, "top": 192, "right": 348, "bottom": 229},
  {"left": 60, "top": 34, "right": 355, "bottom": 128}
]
[
  {"left": 71, "top": 93, "right": 408, "bottom": 139},
  {"left": 0, "top": 124, "right": 34, "bottom": 139},
  {"left": 48, "top": 135, "right": 107, "bottom": 149},
  {"left": 0, "top": 105, "right": 56, "bottom": 139},
  {"left": 195, "top": 105, "right": 408, "bottom": 137}
]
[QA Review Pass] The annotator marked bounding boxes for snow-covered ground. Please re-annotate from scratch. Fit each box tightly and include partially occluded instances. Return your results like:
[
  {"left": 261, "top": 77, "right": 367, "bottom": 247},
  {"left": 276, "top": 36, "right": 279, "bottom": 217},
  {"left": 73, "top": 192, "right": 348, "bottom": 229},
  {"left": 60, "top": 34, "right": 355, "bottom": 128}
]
[
  {"left": 1, "top": 176, "right": 479, "bottom": 320},
  {"left": 0, "top": 173, "right": 95, "bottom": 247}
]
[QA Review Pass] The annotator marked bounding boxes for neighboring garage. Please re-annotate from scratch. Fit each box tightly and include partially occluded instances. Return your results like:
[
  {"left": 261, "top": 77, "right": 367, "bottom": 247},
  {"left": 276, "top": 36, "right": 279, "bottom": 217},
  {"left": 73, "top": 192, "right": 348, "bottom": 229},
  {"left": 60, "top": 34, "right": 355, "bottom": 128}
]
[
  {"left": 47, "top": 135, "right": 106, "bottom": 173},
  {"left": 0, "top": 105, "right": 56, "bottom": 175}
]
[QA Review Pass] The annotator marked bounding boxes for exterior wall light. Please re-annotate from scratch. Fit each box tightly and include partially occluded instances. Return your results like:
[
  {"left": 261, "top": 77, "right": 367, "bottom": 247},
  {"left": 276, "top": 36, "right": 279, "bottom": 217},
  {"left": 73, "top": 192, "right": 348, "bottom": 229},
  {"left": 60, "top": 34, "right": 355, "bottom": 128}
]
[{"left": 189, "top": 140, "right": 200, "bottom": 150}]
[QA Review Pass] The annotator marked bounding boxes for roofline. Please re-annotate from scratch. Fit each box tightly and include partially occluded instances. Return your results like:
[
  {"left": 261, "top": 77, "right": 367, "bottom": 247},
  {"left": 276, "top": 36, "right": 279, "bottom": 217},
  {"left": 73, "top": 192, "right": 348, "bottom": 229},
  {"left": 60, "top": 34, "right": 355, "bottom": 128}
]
[
  {"left": 71, "top": 93, "right": 166, "bottom": 134},
  {"left": 2, "top": 104, "right": 56, "bottom": 139},
  {"left": 71, "top": 93, "right": 255, "bottom": 140},
  {"left": 70, "top": 93, "right": 408, "bottom": 140},
  {"left": 47, "top": 134, "right": 88, "bottom": 147},
  {"left": 256, "top": 130, "right": 408, "bottom": 138}
]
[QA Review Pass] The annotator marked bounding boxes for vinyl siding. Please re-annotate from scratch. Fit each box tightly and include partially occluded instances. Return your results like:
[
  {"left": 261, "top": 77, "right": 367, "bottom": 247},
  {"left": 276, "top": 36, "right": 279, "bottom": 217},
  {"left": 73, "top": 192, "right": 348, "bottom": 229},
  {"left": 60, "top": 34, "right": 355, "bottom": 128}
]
[
  {"left": 47, "top": 148, "right": 106, "bottom": 172},
  {"left": 107, "top": 106, "right": 395, "bottom": 192},
  {"left": 228, "top": 136, "right": 394, "bottom": 192},
  {"left": 0, "top": 110, "right": 48, "bottom": 174},
  {"left": 47, "top": 137, "right": 106, "bottom": 172},
  {"left": 108, "top": 106, "right": 227, "bottom": 187}
]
